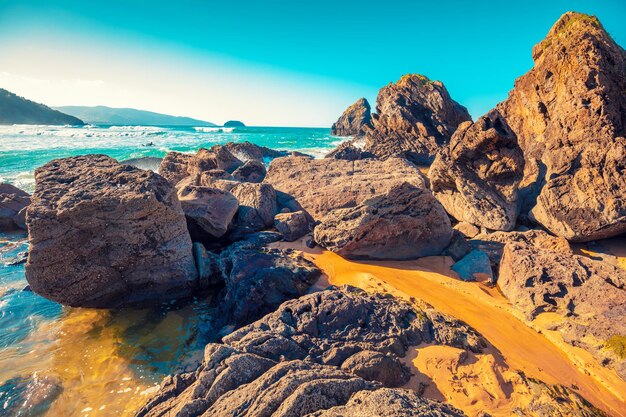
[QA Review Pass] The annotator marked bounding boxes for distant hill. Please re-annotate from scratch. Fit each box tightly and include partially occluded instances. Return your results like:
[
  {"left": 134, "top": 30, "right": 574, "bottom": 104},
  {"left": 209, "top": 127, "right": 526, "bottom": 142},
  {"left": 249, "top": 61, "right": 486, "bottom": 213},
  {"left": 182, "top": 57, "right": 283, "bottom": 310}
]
[
  {"left": 0, "top": 88, "right": 84, "bottom": 125},
  {"left": 55, "top": 105, "right": 216, "bottom": 127},
  {"left": 224, "top": 120, "right": 245, "bottom": 127}
]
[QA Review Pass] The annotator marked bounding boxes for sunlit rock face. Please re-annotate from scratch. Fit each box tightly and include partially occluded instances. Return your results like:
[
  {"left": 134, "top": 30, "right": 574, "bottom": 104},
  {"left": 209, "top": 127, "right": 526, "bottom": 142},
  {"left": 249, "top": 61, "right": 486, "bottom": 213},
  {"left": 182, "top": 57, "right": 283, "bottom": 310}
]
[
  {"left": 330, "top": 97, "right": 372, "bottom": 137},
  {"left": 497, "top": 12, "right": 626, "bottom": 241},
  {"left": 25, "top": 155, "right": 198, "bottom": 308},
  {"left": 362, "top": 74, "right": 471, "bottom": 165}
]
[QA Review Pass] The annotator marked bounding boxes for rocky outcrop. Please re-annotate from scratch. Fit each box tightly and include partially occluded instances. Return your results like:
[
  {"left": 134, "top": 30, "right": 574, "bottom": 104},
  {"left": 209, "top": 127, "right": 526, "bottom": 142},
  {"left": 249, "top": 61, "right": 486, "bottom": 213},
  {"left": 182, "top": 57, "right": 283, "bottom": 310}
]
[
  {"left": 264, "top": 156, "right": 427, "bottom": 221},
  {"left": 177, "top": 184, "right": 239, "bottom": 242},
  {"left": 0, "top": 183, "right": 30, "bottom": 231},
  {"left": 324, "top": 140, "right": 375, "bottom": 161},
  {"left": 223, "top": 141, "right": 289, "bottom": 161},
  {"left": 158, "top": 152, "right": 193, "bottom": 185},
  {"left": 187, "top": 146, "right": 243, "bottom": 175},
  {"left": 223, "top": 120, "right": 245, "bottom": 127},
  {"left": 330, "top": 98, "right": 372, "bottom": 137},
  {"left": 25, "top": 155, "right": 198, "bottom": 308},
  {"left": 314, "top": 183, "right": 453, "bottom": 260},
  {"left": 362, "top": 74, "right": 471, "bottom": 164},
  {"left": 136, "top": 286, "right": 482, "bottom": 417},
  {"left": 429, "top": 110, "right": 524, "bottom": 231},
  {"left": 232, "top": 159, "right": 266, "bottom": 183},
  {"left": 499, "top": 240, "right": 626, "bottom": 378},
  {"left": 496, "top": 12, "right": 626, "bottom": 241},
  {"left": 274, "top": 210, "right": 310, "bottom": 241},
  {"left": 228, "top": 183, "right": 277, "bottom": 240}
]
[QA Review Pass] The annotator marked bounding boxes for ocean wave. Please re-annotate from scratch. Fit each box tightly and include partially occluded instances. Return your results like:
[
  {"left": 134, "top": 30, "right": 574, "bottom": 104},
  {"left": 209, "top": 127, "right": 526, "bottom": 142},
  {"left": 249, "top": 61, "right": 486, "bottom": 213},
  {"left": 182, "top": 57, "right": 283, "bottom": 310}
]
[{"left": 193, "top": 127, "right": 235, "bottom": 133}]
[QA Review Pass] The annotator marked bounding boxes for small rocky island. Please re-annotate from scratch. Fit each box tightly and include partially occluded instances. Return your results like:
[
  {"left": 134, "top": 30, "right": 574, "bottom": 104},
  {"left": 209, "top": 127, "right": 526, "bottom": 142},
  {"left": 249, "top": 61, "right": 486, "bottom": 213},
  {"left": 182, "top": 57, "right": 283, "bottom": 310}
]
[
  {"left": 223, "top": 120, "right": 246, "bottom": 127},
  {"left": 1, "top": 11, "right": 625, "bottom": 417}
]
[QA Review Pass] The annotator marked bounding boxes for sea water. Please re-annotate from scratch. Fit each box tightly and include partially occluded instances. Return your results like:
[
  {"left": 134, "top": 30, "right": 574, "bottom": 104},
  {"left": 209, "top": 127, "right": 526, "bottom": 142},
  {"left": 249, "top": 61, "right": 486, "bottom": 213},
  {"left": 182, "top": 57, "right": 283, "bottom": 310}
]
[{"left": 0, "top": 124, "right": 341, "bottom": 416}]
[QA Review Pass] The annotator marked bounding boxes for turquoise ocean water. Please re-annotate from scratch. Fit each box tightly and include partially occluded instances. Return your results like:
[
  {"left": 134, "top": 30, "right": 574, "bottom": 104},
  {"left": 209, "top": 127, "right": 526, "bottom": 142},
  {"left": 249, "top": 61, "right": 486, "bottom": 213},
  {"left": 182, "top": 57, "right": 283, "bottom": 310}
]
[{"left": 0, "top": 124, "right": 340, "bottom": 416}]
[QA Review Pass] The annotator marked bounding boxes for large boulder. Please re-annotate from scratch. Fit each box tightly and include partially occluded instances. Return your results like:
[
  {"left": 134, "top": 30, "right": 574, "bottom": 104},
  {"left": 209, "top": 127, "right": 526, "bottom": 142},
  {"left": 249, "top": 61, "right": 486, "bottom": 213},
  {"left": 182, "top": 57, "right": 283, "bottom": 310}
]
[
  {"left": 314, "top": 183, "right": 453, "bottom": 260},
  {"left": 499, "top": 240, "right": 626, "bottom": 379},
  {"left": 0, "top": 183, "right": 30, "bottom": 231},
  {"left": 25, "top": 155, "right": 198, "bottom": 308},
  {"left": 223, "top": 141, "right": 289, "bottom": 161},
  {"left": 187, "top": 146, "right": 243, "bottom": 175},
  {"left": 330, "top": 97, "right": 372, "bottom": 137},
  {"left": 158, "top": 151, "right": 192, "bottom": 185},
  {"left": 228, "top": 183, "right": 277, "bottom": 240},
  {"left": 429, "top": 110, "right": 524, "bottom": 231},
  {"left": 232, "top": 159, "right": 266, "bottom": 183},
  {"left": 497, "top": 12, "right": 626, "bottom": 241},
  {"left": 264, "top": 156, "right": 426, "bottom": 221},
  {"left": 136, "top": 286, "right": 482, "bottom": 417},
  {"left": 177, "top": 184, "right": 239, "bottom": 242},
  {"left": 362, "top": 74, "right": 472, "bottom": 164},
  {"left": 274, "top": 210, "right": 310, "bottom": 242}
]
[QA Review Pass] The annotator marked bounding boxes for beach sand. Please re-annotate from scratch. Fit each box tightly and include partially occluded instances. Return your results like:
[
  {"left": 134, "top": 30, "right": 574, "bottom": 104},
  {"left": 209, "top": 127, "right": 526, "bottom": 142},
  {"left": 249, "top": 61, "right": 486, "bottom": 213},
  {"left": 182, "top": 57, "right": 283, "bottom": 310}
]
[{"left": 275, "top": 240, "right": 626, "bottom": 417}]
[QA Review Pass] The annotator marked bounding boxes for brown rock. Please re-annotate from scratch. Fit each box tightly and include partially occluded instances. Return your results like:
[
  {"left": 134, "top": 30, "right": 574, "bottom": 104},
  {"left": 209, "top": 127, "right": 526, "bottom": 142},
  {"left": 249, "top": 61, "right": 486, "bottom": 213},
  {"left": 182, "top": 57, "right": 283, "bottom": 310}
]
[
  {"left": 158, "top": 151, "right": 192, "bottom": 185},
  {"left": 497, "top": 12, "right": 626, "bottom": 241},
  {"left": 330, "top": 97, "right": 372, "bottom": 137},
  {"left": 228, "top": 183, "right": 277, "bottom": 239},
  {"left": 274, "top": 210, "right": 310, "bottom": 241},
  {"left": 187, "top": 146, "right": 243, "bottom": 175},
  {"left": 0, "top": 183, "right": 30, "bottom": 231},
  {"left": 363, "top": 74, "right": 471, "bottom": 164},
  {"left": 429, "top": 110, "right": 524, "bottom": 231},
  {"left": 314, "top": 182, "right": 453, "bottom": 260},
  {"left": 223, "top": 141, "right": 289, "bottom": 161},
  {"left": 340, "top": 350, "right": 410, "bottom": 388},
  {"left": 324, "top": 139, "right": 375, "bottom": 161},
  {"left": 264, "top": 156, "right": 427, "bottom": 221},
  {"left": 499, "top": 240, "right": 626, "bottom": 378},
  {"left": 232, "top": 159, "right": 266, "bottom": 183},
  {"left": 177, "top": 184, "right": 239, "bottom": 241},
  {"left": 453, "top": 222, "right": 480, "bottom": 239},
  {"left": 25, "top": 155, "right": 198, "bottom": 308}
]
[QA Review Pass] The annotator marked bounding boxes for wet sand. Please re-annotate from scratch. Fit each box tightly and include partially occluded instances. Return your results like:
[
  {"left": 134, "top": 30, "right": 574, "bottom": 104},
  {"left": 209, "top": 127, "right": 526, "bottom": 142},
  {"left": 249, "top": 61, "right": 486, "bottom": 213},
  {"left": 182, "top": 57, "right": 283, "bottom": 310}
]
[{"left": 276, "top": 241, "right": 626, "bottom": 417}]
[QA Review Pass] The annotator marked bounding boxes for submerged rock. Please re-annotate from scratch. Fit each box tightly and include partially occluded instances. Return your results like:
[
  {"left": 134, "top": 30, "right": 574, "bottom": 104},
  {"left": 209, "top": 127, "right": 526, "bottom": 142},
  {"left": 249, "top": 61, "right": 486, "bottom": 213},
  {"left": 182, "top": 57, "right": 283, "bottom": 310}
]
[
  {"left": 136, "top": 286, "right": 482, "bottom": 417},
  {"left": 330, "top": 97, "right": 372, "bottom": 137},
  {"left": 25, "top": 155, "right": 198, "bottom": 308},
  {"left": 264, "top": 156, "right": 427, "bottom": 221},
  {"left": 0, "top": 183, "right": 30, "bottom": 231},
  {"left": 497, "top": 12, "right": 626, "bottom": 241},
  {"left": 429, "top": 110, "right": 524, "bottom": 231},
  {"left": 314, "top": 182, "right": 453, "bottom": 260},
  {"left": 363, "top": 74, "right": 471, "bottom": 164},
  {"left": 499, "top": 240, "right": 626, "bottom": 378}
]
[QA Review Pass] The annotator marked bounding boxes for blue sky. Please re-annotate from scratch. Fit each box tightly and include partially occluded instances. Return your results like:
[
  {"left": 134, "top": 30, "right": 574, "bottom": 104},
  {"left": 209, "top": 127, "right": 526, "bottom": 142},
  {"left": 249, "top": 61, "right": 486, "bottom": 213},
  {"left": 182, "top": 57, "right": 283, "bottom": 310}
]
[{"left": 0, "top": 0, "right": 624, "bottom": 126}]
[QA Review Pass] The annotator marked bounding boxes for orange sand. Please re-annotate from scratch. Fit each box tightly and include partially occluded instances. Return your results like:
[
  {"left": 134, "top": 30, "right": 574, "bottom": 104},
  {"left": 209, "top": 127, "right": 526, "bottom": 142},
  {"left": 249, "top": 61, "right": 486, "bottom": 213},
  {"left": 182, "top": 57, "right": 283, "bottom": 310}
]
[{"left": 275, "top": 241, "right": 626, "bottom": 417}]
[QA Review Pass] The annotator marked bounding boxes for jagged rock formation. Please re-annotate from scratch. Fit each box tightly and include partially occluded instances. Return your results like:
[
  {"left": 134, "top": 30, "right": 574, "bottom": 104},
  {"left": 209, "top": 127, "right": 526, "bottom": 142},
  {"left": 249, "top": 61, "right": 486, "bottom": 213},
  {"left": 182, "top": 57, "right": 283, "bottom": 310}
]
[
  {"left": 496, "top": 12, "right": 626, "bottom": 241},
  {"left": 499, "top": 240, "right": 626, "bottom": 379},
  {"left": 429, "top": 110, "right": 524, "bottom": 231},
  {"left": 223, "top": 141, "right": 289, "bottom": 161},
  {"left": 314, "top": 183, "right": 452, "bottom": 260},
  {"left": 159, "top": 145, "right": 244, "bottom": 186},
  {"left": 136, "top": 286, "right": 482, "bottom": 417},
  {"left": 24, "top": 155, "right": 198, "bottom": 308},
  {"left": 0, "top": 183, "right": 30, "bottom": 231},
  {"left": 0, "top": 88, "right": 84, "bottom": 125},
  {"left": 330, "top": 98, "right": 372, "bottom": 137},
  {"left": 264, "top": 156, "right": 427, "bottom": 221},
  {"left": 362, "top": 74, "right": 471, "bottom": 164}
]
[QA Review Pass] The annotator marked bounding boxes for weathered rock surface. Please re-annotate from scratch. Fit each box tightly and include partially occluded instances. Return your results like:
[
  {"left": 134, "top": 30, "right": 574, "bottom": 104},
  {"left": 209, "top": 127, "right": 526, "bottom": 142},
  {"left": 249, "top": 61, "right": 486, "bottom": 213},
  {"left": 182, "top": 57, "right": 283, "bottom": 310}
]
[
  {"left": 228, "top": 183, "right": 277, "bottom": 240},
  {"left": 158, "top": 151, "right": 192, "bottom": 185},
  {"left": 25, "top": 155, "right": 198, "bottom": 308},
  {"left": 232, "top": 159, "right": 266, "bottom": 183},
  {"left": 0, "top": 183, "right": 30, "bottom": 231},
  {"left": 429, "top": 110, "right": 524, "bottom": 231},
  {"left": 177, "top": 184, "right": 239, "bottom": 241},
  {"left": 223, "top": 141, "right": 289, "bottom": 161},
  {"left": 499, "top": 240, "right": 626, "bottom": 378},
  {"left": 274, "top": 210, "right": 310, "bottom": 241},
  {"left": 324, "top": 139, "right": 375, "bottom": 161},
  {"left": 136, "top": 286, "right": 483, "bottom": 417},
  {"left": 264, "top": 156, "right": 426, "bottom": 221},
  {"left": 308, "top": 388, "right": 465, "bottom": 417},
  {"left": 451, "top": 249, "right": 493, "bottom": 282},
  {"left": 314, "top": 183, "right": 453, "bottom": 260},
  {"left": 330, "top": 97, "right": 372, "bottom": 137},
  {"left": 497, "top": 12, "right": 626, "bottom": 241},
  {"left": 187, "top": 146, "right": 243, "bottom": 175},
  {"left": 362, "top": 74, "right": 471, "bottom": 164}
]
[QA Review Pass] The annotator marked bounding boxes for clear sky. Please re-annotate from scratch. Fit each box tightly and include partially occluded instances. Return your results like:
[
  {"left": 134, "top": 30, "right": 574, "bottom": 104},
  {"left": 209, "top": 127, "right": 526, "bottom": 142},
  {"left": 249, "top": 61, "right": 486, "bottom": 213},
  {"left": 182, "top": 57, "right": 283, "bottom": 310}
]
[{"left": 0, "top": 0, "right": 624, "bottom": 127}]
